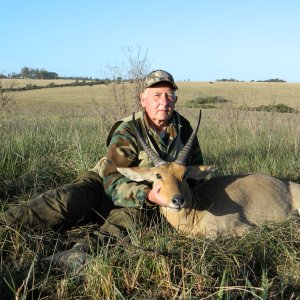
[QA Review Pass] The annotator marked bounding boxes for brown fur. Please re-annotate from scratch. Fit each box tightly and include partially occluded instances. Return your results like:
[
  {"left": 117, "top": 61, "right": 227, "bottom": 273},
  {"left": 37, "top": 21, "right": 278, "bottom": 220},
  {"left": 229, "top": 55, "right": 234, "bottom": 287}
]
[{"left": 117, "top": 164, "right": 300, "bottom": 237}]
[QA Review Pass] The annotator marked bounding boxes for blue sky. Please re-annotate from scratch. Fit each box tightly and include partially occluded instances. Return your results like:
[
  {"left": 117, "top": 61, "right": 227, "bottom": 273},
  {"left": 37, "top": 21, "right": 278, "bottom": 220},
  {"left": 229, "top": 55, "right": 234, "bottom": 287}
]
[{"left": 1, "top": 0, "right": 299, "bottom": 82}]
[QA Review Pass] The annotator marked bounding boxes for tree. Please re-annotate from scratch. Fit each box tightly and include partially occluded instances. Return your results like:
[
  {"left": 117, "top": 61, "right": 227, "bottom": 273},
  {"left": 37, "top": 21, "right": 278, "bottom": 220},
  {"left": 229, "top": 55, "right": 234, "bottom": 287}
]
[
  {"left": 91, "top": 46, "right": 150, "bottom": 132},
  {"left": 125, "top": 46, "right": 150, "bottom": 110},
  {"left": 0, "top": 80, "right": 15, "bottom": 113},
  {"left": 21, "top": 67, "right": 30, "bottom": 78},
  {"left": 107, "top": 45, "right": 150, "bottom": 116},
  {"left": 19, "top": 67, "right": 59, "bottom": 79}
]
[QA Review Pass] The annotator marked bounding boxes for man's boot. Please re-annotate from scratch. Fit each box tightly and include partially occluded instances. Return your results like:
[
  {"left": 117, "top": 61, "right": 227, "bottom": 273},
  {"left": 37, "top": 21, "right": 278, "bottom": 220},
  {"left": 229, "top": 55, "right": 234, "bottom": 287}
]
[{"left": 40, "top": 242, "right": 90, "bottom": 276}]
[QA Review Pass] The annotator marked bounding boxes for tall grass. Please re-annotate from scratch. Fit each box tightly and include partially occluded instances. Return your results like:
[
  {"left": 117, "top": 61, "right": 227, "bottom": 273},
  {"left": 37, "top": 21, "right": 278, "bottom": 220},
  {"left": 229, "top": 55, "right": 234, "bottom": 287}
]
[
  {"left": 0, "top": 100, "right": 299, "bottom": 299},
  {"left": 198, "top": 109, "right": 299, "bottom": 181},
  {"left": 0, "top": 114, "right": 108, "bottom": 204}
]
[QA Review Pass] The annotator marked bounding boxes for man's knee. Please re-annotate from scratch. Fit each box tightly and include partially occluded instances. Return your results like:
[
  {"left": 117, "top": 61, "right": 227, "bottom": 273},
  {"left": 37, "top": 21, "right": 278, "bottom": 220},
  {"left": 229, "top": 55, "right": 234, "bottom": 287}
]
[
  {"left": 75, "top": 170, "right": 103, "bottom": 185},
  {"left": 100, "top": 207, "right": 155, "bottom": 236},
  {"left": 1, "top": 171, "right": 107, "bottom": 229},
  {"left": 107, "top": 208, "right": 146, "bottom": 224}
]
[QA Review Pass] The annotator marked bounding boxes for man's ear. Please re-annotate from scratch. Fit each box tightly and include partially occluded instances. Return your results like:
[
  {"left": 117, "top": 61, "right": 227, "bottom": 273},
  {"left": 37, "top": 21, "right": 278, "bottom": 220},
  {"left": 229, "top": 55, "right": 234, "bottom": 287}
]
[
  {"left": 174, "top": 96, "right": 178, "bottom": 104},
  {"left": 186, "top": 165, "right": 217, "bottom": 180},
  {"left": 140, "top": 92, "right": 146, "bottom": 108},
  {"left": 117, "top": 166, "right": 156, "bottom": 182}
]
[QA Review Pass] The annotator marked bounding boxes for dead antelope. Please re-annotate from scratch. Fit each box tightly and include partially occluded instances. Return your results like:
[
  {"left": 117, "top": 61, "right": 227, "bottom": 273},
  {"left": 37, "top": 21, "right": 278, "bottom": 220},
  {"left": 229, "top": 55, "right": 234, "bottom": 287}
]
[{"left": 117, "top": 111, "right": 300, "bottom": 237}]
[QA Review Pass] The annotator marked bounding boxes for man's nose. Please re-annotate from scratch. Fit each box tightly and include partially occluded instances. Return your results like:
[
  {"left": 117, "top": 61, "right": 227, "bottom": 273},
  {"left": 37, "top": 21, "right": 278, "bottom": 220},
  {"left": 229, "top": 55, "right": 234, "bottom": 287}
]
[{"left": 159, "top": 94, "right": 169, "bottom": 105}]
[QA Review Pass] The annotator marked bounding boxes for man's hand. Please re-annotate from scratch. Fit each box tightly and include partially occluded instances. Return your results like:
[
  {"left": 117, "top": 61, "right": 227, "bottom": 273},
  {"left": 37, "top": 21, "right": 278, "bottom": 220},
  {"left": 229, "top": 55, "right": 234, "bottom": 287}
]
[{"left": 147, "top": 184, "right": 169, "bottom": 207}]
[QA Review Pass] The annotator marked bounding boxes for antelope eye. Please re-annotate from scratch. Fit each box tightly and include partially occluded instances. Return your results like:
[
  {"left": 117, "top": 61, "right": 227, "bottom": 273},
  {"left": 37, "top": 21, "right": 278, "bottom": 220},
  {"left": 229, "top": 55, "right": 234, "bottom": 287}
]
[{"left": 156, "top": 173, "right": 162, "bottom": 179}]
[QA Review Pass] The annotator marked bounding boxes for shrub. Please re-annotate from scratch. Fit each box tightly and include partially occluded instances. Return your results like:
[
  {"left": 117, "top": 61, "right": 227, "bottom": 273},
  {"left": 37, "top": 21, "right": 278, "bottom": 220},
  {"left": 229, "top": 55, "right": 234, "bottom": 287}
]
[
  {"left": 254, "top": 103, "right": 297, "bottom": 113},
  {"left": 47, "top": 82, "right": 56, "bottom": 88},
  {"left": 186, "top": 95, "right": 228, "bottom": 108},
  {"left": 0, "top": 81, "right": 16, "bottom": 113}
]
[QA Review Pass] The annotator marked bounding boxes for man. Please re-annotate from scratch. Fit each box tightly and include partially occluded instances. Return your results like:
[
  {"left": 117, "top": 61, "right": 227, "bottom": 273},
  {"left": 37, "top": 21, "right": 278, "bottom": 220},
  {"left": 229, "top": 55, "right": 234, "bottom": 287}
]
[
  {"left": 102, "top": 70, "right": 203, "bottom": 209},
  {"left": 1, "top": 70, "right": 203, "bottom": 273}
]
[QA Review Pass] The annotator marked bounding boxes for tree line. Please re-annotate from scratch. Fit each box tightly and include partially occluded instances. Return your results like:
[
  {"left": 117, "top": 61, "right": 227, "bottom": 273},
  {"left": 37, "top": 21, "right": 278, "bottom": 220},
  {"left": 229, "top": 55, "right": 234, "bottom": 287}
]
[
  {"left": 20, "top": 67, "right": 58, "bottom": 79},
  {"left": 217, "top": 78, "right": 286, "bottom": 83},
  {"left": 0, "top": 67, "right": 98, "bottom": 81},
  {"left": 0, "top": 67, "right": 287, "bottom": 83}
]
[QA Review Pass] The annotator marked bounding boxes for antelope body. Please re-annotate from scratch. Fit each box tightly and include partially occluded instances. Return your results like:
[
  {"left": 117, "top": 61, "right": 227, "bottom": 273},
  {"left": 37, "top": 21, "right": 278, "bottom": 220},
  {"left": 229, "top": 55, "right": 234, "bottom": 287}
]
[
  {"left": 117, "top": 111, "right": 300, "bottom": 237},
  {"left": 119, "top": 162, "right": 300, "bottom": 237}
]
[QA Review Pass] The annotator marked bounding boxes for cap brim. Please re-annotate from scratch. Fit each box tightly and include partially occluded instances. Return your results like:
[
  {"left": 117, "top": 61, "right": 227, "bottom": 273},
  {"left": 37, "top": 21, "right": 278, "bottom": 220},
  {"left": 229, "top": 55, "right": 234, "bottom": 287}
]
[{"left": 145, "top": 80, "right": 178, "bottom": 90}]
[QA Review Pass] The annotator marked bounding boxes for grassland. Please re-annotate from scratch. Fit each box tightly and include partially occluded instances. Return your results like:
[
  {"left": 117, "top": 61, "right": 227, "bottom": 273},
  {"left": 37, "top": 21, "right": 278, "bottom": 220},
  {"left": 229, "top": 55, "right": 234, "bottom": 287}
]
[
  {"left": 2, "top": 79, "right": 300, "bottom": 108},
  {"left": 0, "top": 80, "right": 300, "bottom": 299},
  {"left": 177, "top": 81, "right": 300, "bottom": 108},
  {"left": 1, "top": 79, "right": 80, "bottom": 88}
]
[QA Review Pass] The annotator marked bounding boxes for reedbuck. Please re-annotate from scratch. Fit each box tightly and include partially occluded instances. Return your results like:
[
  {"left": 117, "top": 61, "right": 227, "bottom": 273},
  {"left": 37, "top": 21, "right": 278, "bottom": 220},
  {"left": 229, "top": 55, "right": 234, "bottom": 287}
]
[{"left": 117, "top": 111, "right": 300, "bottom": 237}]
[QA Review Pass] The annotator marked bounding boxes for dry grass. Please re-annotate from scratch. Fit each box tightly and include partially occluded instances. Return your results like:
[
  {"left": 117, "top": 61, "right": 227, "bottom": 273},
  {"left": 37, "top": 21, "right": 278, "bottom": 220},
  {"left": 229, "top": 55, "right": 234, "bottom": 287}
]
[
  {"left": 1, "top": 79, "right": 80, "bottom": 88},
  {"left": 3, "top": 80, "right": 299, "bottom": 111},
  {"left": 177, "top": 81, "right": 300, "bottom": 108},
  {"left": 0, "top": 80, "right": 300, "bottom": 299},
  {"left": 13, "top": 85, "right": 110, "bottom": 105}
]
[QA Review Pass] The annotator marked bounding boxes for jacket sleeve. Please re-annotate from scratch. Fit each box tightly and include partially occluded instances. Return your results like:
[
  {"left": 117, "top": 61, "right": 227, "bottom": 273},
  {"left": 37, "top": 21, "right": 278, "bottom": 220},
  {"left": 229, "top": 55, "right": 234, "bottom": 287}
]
[{"left": 102, "top": 122, "right": 152, "bottom": 208}]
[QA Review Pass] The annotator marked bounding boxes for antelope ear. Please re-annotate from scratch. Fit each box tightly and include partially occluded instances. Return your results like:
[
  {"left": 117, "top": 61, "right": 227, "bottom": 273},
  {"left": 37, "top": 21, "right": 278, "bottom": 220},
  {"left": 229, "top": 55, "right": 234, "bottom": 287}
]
[
  {"left": 117, "top": 167, "right": 156, "bottom": 182},
  {"left": 186, "top": 165, "right": 217, "bottom": 180}
]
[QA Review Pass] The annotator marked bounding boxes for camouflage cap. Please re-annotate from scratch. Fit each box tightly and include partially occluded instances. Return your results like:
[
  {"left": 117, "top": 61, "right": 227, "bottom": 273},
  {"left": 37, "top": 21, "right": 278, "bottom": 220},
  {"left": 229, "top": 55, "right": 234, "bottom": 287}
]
[{"left": 144, "top": 70, "right": 178, "bottom": 90}]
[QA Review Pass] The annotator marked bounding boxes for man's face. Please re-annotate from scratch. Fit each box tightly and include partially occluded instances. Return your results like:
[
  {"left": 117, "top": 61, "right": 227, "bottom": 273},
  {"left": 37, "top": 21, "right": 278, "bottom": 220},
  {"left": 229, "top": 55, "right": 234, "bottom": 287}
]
[{"left": 140, "top": 82, "right": 177, "bottom": 125}]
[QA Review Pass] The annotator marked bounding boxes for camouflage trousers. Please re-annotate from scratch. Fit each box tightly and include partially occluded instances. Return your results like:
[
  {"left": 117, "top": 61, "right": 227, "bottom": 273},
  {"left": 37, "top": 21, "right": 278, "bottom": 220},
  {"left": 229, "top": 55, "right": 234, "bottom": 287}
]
[{"left": 1, "top": 171, "right": 158, "bottom": 247}]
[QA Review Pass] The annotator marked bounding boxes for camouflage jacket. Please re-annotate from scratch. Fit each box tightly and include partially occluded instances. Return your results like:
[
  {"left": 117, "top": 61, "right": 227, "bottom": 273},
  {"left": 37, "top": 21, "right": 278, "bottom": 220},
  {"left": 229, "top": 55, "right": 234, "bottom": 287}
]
[{"left": 101, "top": 110, "right": 203, "bottom": 208}]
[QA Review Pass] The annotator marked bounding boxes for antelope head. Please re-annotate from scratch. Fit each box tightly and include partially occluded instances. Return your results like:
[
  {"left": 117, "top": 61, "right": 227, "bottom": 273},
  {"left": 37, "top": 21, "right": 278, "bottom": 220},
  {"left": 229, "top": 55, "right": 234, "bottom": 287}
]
[{"left": 117, "top": 110, "right": 216, "bottom": 209}]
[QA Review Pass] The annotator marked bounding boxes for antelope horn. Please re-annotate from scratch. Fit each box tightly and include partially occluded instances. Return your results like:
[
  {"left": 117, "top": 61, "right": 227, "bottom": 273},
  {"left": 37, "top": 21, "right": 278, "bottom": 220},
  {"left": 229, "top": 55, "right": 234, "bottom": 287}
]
[
  {"left": 132, "top": 113, "right": 167, "bottom": 166},
  {"left": 175, "top": 110, "right": 201, "bottom": 165}
]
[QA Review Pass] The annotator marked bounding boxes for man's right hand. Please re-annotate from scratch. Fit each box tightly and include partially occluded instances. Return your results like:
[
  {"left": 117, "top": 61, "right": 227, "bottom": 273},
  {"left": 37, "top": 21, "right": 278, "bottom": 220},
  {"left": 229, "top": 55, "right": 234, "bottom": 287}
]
[{"left": 147, "top": 184, "right": 169, "bottom": 207}]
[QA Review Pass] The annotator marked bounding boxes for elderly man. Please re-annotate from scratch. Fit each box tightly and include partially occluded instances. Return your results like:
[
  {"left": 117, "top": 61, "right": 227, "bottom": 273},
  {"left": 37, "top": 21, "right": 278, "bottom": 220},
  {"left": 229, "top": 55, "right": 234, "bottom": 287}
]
[{"left": 1, "top": 70, "right": 203, "bottom": 272}]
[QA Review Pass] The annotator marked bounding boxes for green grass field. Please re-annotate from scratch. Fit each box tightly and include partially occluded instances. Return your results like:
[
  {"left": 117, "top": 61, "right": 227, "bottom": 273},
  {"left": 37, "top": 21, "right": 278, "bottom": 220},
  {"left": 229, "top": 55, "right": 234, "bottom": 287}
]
[{"left": 0, "top": 81, "right": 300, "bottom": 299}]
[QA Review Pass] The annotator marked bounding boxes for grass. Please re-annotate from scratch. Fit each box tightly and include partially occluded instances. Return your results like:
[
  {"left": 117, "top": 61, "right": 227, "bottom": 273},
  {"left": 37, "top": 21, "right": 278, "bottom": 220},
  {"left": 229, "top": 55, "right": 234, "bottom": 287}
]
[
  {"left": 0, "top": 81, "right": 300, "bottom": 299},
  {"left": 2, "top": 219, "right": 300, "bottom": 299},
  {"left": 0, "top": 79, "right": 81, "bottom": 88},
  {"left": 177, "top": 81, "right": 300, "bottom": 108},
  {"left": 2, "top": 79, "right": 300, "bottom": 109}
]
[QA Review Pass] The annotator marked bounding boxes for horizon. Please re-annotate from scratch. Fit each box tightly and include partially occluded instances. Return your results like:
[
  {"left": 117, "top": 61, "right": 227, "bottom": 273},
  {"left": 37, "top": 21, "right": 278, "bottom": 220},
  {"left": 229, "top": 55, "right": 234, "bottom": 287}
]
[{"left": 1, "top": 66, "right": 291, "bottom": 83}]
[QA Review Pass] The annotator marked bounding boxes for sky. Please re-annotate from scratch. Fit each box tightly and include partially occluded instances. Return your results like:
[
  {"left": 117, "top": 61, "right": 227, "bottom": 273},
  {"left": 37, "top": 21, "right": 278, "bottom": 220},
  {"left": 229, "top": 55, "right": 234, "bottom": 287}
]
[{"left": 1, "top": 0, "right": 300, "bottom": 82}]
